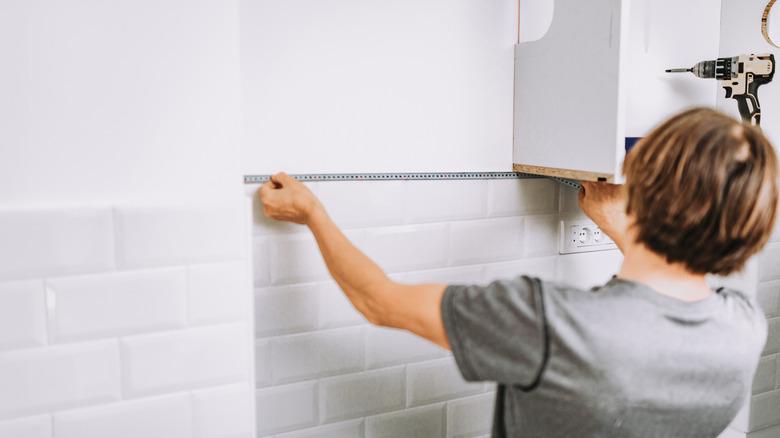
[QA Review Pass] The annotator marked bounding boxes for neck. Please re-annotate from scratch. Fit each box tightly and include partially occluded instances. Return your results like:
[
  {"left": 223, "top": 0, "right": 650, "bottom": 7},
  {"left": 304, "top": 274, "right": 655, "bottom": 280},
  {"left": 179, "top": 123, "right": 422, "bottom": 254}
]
[{"left": 618, "top": 240, "right": 712, "bottom": 302}]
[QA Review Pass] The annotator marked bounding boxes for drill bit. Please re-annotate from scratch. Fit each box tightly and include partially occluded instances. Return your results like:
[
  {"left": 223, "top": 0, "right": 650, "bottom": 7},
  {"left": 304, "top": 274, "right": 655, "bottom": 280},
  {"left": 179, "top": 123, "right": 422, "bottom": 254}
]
[{"left": 666, "top": 60, "right": 719, "bottom": 79}]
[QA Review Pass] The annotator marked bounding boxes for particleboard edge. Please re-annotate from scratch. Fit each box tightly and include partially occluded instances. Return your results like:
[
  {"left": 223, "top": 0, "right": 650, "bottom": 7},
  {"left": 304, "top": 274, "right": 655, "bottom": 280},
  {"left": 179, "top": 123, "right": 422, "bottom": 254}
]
[{"left": 512, "top": 164, "right": 615, "bottom": 182}]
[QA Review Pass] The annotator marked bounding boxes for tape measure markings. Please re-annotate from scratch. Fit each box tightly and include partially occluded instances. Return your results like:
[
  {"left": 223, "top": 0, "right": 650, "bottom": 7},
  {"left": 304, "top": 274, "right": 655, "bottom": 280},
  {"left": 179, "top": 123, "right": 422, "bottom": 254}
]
[
  {"left": 763, "top": 0, "right": 779, "bottom": 49},
  {"left": 244, "top": 172, "right": 543, "bottom": 184}
]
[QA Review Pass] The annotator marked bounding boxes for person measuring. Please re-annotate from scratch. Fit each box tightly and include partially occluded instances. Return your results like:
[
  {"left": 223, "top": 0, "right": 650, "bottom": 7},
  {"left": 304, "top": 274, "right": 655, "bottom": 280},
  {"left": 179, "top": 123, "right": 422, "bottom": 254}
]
[{"left": 259, "top": 108, "right": 778, "bottom": 437}]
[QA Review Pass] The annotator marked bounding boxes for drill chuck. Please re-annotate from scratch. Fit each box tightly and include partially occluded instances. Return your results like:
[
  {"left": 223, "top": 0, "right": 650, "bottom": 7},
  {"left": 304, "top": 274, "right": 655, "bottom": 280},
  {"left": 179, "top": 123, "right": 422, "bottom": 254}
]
[
  {"left": 665, "top": 60, "right": 718, "bottom": 78},
  {"left": 691, "top": 60, "right": 718, "bottom": 79},
  {"left": 666, "top": 57, "right": 735, "bottom": 80}
]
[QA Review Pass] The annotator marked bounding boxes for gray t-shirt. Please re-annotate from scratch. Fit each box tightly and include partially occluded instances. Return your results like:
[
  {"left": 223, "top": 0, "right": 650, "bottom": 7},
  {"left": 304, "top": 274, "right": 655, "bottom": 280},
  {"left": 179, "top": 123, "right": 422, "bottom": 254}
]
[{"left": 441, "top": 276, "right": 767, "bottom": 438}]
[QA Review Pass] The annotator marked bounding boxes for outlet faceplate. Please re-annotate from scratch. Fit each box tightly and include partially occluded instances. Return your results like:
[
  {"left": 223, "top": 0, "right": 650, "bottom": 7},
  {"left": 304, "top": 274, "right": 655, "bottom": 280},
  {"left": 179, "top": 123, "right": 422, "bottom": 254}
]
[{"left": 559, "top": 218, "right": 618, "bottom": 254}]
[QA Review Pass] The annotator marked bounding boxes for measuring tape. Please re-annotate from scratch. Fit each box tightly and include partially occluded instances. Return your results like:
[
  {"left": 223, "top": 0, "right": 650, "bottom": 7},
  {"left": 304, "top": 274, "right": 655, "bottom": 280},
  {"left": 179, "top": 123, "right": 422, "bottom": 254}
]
[
  {"left": 764, "top": 0, "right": 779, "bottom": 48},
  {"left": 243, "top": 171, "right": 541, "bottom": 184},
  {"left": 243, "top": 171, "right": 585, "bottom": 192}
]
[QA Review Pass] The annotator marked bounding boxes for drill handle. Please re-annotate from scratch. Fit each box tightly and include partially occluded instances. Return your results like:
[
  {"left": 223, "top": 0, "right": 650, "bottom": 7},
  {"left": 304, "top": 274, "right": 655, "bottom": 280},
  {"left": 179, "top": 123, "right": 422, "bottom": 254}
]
[
  {"left": 736, "top": 74, "right": 771, "bottom": 125},
  {"left": 735, "top": 94, "right": 761, "bottom": 125}
]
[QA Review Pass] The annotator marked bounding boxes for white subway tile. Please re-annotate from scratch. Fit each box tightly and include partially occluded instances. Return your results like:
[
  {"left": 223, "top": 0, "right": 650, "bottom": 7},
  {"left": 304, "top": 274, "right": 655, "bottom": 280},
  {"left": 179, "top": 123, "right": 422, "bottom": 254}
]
[
  {"left": 48, "top": 269, "right": 187, "bottom": 341},
  {"left": 365, "top": 327, "right": 448, "bottom": 369},
  {"left": 256, "top": 340, "right": 271, "bottom": 388},
  {"left": 317, "top": 282, "right": 366, "bottom": 329},
  {"left": 750, "top": 390, "right": 780, "bottom": 431},
  {"left": 320, "top": 367, "right": 405, "bottom": 423},
  {"left": 523, "top": 214, "right": 559, "bottom": 257},
  {"left": 487, "top": 179, "right": 558, "bottom": 217},
  {"left": 770, "top": 218, "right": 780, "bottom": 243},
  {"left": 253, "top": 214, "right": 310, "bottom": 236},
  {"left": 275, "top": 420, "right": 363, "bottom": 438},
  {"left": 404, "top": 180, "right": 487, "bottom": 223},
  {"left": 114, "top": 204, "right": 243, "bottom": 269},
  {"left": 0, "top": 207, "right": 114, "bottom": 281},
  {"left": 0, "top": 415, "right": 51, "bottom": 438},
  {"left": 406, "top": 358, "right": 482, "bottom": 407},
  {"left": 256, "top": 382, "right": 317, "bottom": 435},
  {"left": 777, "top": 355, "right": 780, "bottom": 391},
  {"left": 555, "top": 250, "right": 623, "bottom": 289},
  {"left": 0, "top": 341, "right": 120, "bottom": 419},
  {"left": 483, "top": 257, "right": 557, "bottom": 283},
  {"left": 255, "top": 284, "right": 319, "bottom": 337},
  {"left": 760, "top": 243, "right": 780, "bottom": 282},
  {"left": 361, "top": 224, "right": 448, "bottom": 273},
  {"left": 365, "top": 404, "right": 445, "bottom": 438},
  {"left": 54, "top": 393, "right": 191, "bottom": 438},
  {"left": 449, "top": 217, "right": 524, "bottom": 266},
  {"left": 270, "top": 232, "right": 357, "bottom": 285},
  {"left": 0, "top": 280, "right": 46, "bottom": 350},
  {"left": 750, "top": 422, "right": 780, "bottom": 438},
  {"left": 446, "top": 393, "right": 495, "bottom": 438},
  {"left": 121, "top": 323, "right": 249, "bottom": 397},
  {"left": 253, "top": 238, "right": 271, "bottom": 287},
  {"left": 558, "top": 185, "right": 583, "bottom": 215},
  {"left": 192, "top": 384, "right": 255, "bottom": 438},
  {"left": 271, "top": 328, "right": 364, "bottom": 384},
  {"left": 759, "top": 281, "right": 780, "bottom": 319},
  {"left": 394, "top": 266, "right": 485, "bottom": 285},
  {"left": 754, "top": 355, "right": 778, "bottom": 395},
  {"left": 764, "top": 318, "right": 780, "bottom": 356},
  {"left": 189, "top": 261, "right": 249, "bottom": 324},
  {"left": 317, "top": 181, "right": 405, "bottom": 229}
]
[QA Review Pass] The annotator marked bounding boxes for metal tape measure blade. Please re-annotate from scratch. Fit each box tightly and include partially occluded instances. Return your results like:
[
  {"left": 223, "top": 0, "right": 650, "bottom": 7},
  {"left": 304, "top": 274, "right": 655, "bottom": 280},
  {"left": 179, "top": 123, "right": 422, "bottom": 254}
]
[{"left": 764, "top": 0, "right": 779, "bottom": 48}]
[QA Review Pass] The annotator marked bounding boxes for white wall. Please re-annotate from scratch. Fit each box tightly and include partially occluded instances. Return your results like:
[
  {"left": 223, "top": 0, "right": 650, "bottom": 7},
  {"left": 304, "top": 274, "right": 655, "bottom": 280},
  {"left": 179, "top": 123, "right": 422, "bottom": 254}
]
[
  {"left": 719, "top": 0, "right": 780, "bottom": 144},
  {"left": 0, "top": 0, "right": 242, "bottom": 205},
  {"left": 719, "top": 2, "right": 780, "bottom": 436},
  {"left": 240, "top": 0, "right": 517, "bottom": 175},
  {"left": 0, "top": 1, "right": 255, "bottom": 437}
]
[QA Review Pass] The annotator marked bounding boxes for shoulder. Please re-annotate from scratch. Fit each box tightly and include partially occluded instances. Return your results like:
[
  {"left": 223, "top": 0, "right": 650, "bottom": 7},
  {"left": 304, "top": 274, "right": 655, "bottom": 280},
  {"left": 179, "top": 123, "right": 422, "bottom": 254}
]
[{"left": 716, "top": 287, "right": 768, "bottom": 335}]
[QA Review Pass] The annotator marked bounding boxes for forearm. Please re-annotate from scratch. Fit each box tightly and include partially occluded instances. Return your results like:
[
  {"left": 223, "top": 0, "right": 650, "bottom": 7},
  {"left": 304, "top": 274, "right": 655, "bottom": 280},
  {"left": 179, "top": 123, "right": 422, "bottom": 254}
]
[{"left": 306, "top": 207, "right": 396, "bottom": 325}]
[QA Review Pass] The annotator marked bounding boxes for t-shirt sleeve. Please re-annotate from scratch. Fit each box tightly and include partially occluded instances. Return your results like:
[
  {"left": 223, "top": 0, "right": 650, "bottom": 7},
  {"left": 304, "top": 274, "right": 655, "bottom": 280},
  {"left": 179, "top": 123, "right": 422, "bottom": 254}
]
[{"left": 441, "top": 276, "right": 548, "bottom": 387}]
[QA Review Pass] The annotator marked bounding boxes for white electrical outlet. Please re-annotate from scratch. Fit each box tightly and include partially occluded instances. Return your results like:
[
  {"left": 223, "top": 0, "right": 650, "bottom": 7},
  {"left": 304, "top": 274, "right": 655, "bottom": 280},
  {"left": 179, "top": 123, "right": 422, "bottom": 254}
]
[{"left": 559, "top": 218, "right": 618, "bottom": 254}]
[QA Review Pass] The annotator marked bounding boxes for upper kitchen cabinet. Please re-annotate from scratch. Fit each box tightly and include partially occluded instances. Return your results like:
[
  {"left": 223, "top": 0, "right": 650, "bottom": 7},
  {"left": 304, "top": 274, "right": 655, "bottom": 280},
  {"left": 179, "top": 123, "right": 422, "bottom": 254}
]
[{"left": 513, "top": 0, "right": 722, "bottom": 182}]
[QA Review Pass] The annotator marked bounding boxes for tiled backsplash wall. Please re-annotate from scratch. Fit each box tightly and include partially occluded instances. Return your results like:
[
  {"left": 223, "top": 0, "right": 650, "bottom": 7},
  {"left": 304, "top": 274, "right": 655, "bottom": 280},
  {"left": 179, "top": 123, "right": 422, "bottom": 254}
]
[
  {"left": 0, "top": 179, "right": 774, "bottom": 438},
  {"left": 748, "top": 232, "right": 780, "bottom": 437},
  {"left": 0, "top": 203, "right": 255, "bottom": 438},
  {"left": 251, "top": 179, "right": 623, "bottom": 437}
]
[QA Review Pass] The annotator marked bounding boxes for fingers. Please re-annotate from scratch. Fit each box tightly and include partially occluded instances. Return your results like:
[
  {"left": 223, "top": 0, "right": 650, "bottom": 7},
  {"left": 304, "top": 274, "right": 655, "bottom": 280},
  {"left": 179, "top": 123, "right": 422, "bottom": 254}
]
[
  {"left": 258, "top": 181, "right": 275, "bottom": 201},
  {"left": 271, "top": 172, "right": 295, "bottom": 187}
]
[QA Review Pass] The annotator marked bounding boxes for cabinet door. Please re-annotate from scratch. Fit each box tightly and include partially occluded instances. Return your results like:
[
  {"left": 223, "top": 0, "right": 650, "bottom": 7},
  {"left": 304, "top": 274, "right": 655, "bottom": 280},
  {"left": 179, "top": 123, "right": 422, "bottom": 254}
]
[{"left": 513, "top": 0, "right": 630, "bottom": 182}]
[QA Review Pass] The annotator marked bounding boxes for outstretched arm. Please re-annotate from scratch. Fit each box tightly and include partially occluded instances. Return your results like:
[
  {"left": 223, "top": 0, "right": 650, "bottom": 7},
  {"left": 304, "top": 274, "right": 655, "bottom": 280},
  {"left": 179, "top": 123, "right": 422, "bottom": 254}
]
[
  {"left": 579, "top": 181, "right": 632, "bottom": 253},
  {"left": 259, "top": 173, "right": 450, "bottom": 349}
]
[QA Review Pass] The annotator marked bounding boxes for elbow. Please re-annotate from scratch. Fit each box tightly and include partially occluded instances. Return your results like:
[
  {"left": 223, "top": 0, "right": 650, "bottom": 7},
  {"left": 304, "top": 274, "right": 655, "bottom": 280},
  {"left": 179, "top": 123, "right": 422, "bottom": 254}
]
[
  {"left": 362, "top": 300, "right": 390, "bottom": 327},
  {"left": 365, "top": 312, "right": 384, "bottom": 326},
  {"left": 360, "top": 286, "right": 393, "bottom": 328}
]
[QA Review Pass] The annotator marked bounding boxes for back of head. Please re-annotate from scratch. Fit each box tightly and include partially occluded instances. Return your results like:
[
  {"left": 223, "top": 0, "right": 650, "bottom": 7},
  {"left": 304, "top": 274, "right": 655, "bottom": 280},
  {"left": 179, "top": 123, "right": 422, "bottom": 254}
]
[{"left": 623, "top": 108, "right": 779, "bottom": 275}]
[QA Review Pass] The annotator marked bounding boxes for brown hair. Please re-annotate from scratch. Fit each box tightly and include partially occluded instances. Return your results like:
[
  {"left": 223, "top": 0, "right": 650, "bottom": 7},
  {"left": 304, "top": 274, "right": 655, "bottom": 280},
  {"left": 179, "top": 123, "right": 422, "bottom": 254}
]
[{"left": 624, "top": 108, "right": 779, "bottom": 275}]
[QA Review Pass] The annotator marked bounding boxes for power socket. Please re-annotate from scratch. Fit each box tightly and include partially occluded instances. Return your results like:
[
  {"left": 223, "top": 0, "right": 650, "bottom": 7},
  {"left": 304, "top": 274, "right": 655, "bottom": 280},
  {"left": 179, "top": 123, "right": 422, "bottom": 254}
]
[{"left": 559, "top": 218, "right": 617, "bottom": 254}]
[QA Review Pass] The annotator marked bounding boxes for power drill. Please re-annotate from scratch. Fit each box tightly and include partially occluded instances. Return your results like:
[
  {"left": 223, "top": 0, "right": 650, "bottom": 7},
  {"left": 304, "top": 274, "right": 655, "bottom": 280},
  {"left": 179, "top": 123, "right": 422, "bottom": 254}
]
[{"left": 666, "top": 54, "right": 775, "bottom": 125}]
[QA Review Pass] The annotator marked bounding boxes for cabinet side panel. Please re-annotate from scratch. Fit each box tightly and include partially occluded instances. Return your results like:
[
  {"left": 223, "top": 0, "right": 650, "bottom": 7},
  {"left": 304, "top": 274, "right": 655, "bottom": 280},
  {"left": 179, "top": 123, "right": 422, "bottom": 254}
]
[{"left": 513, "top": 0, "right": 626, "bottom": 178}]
